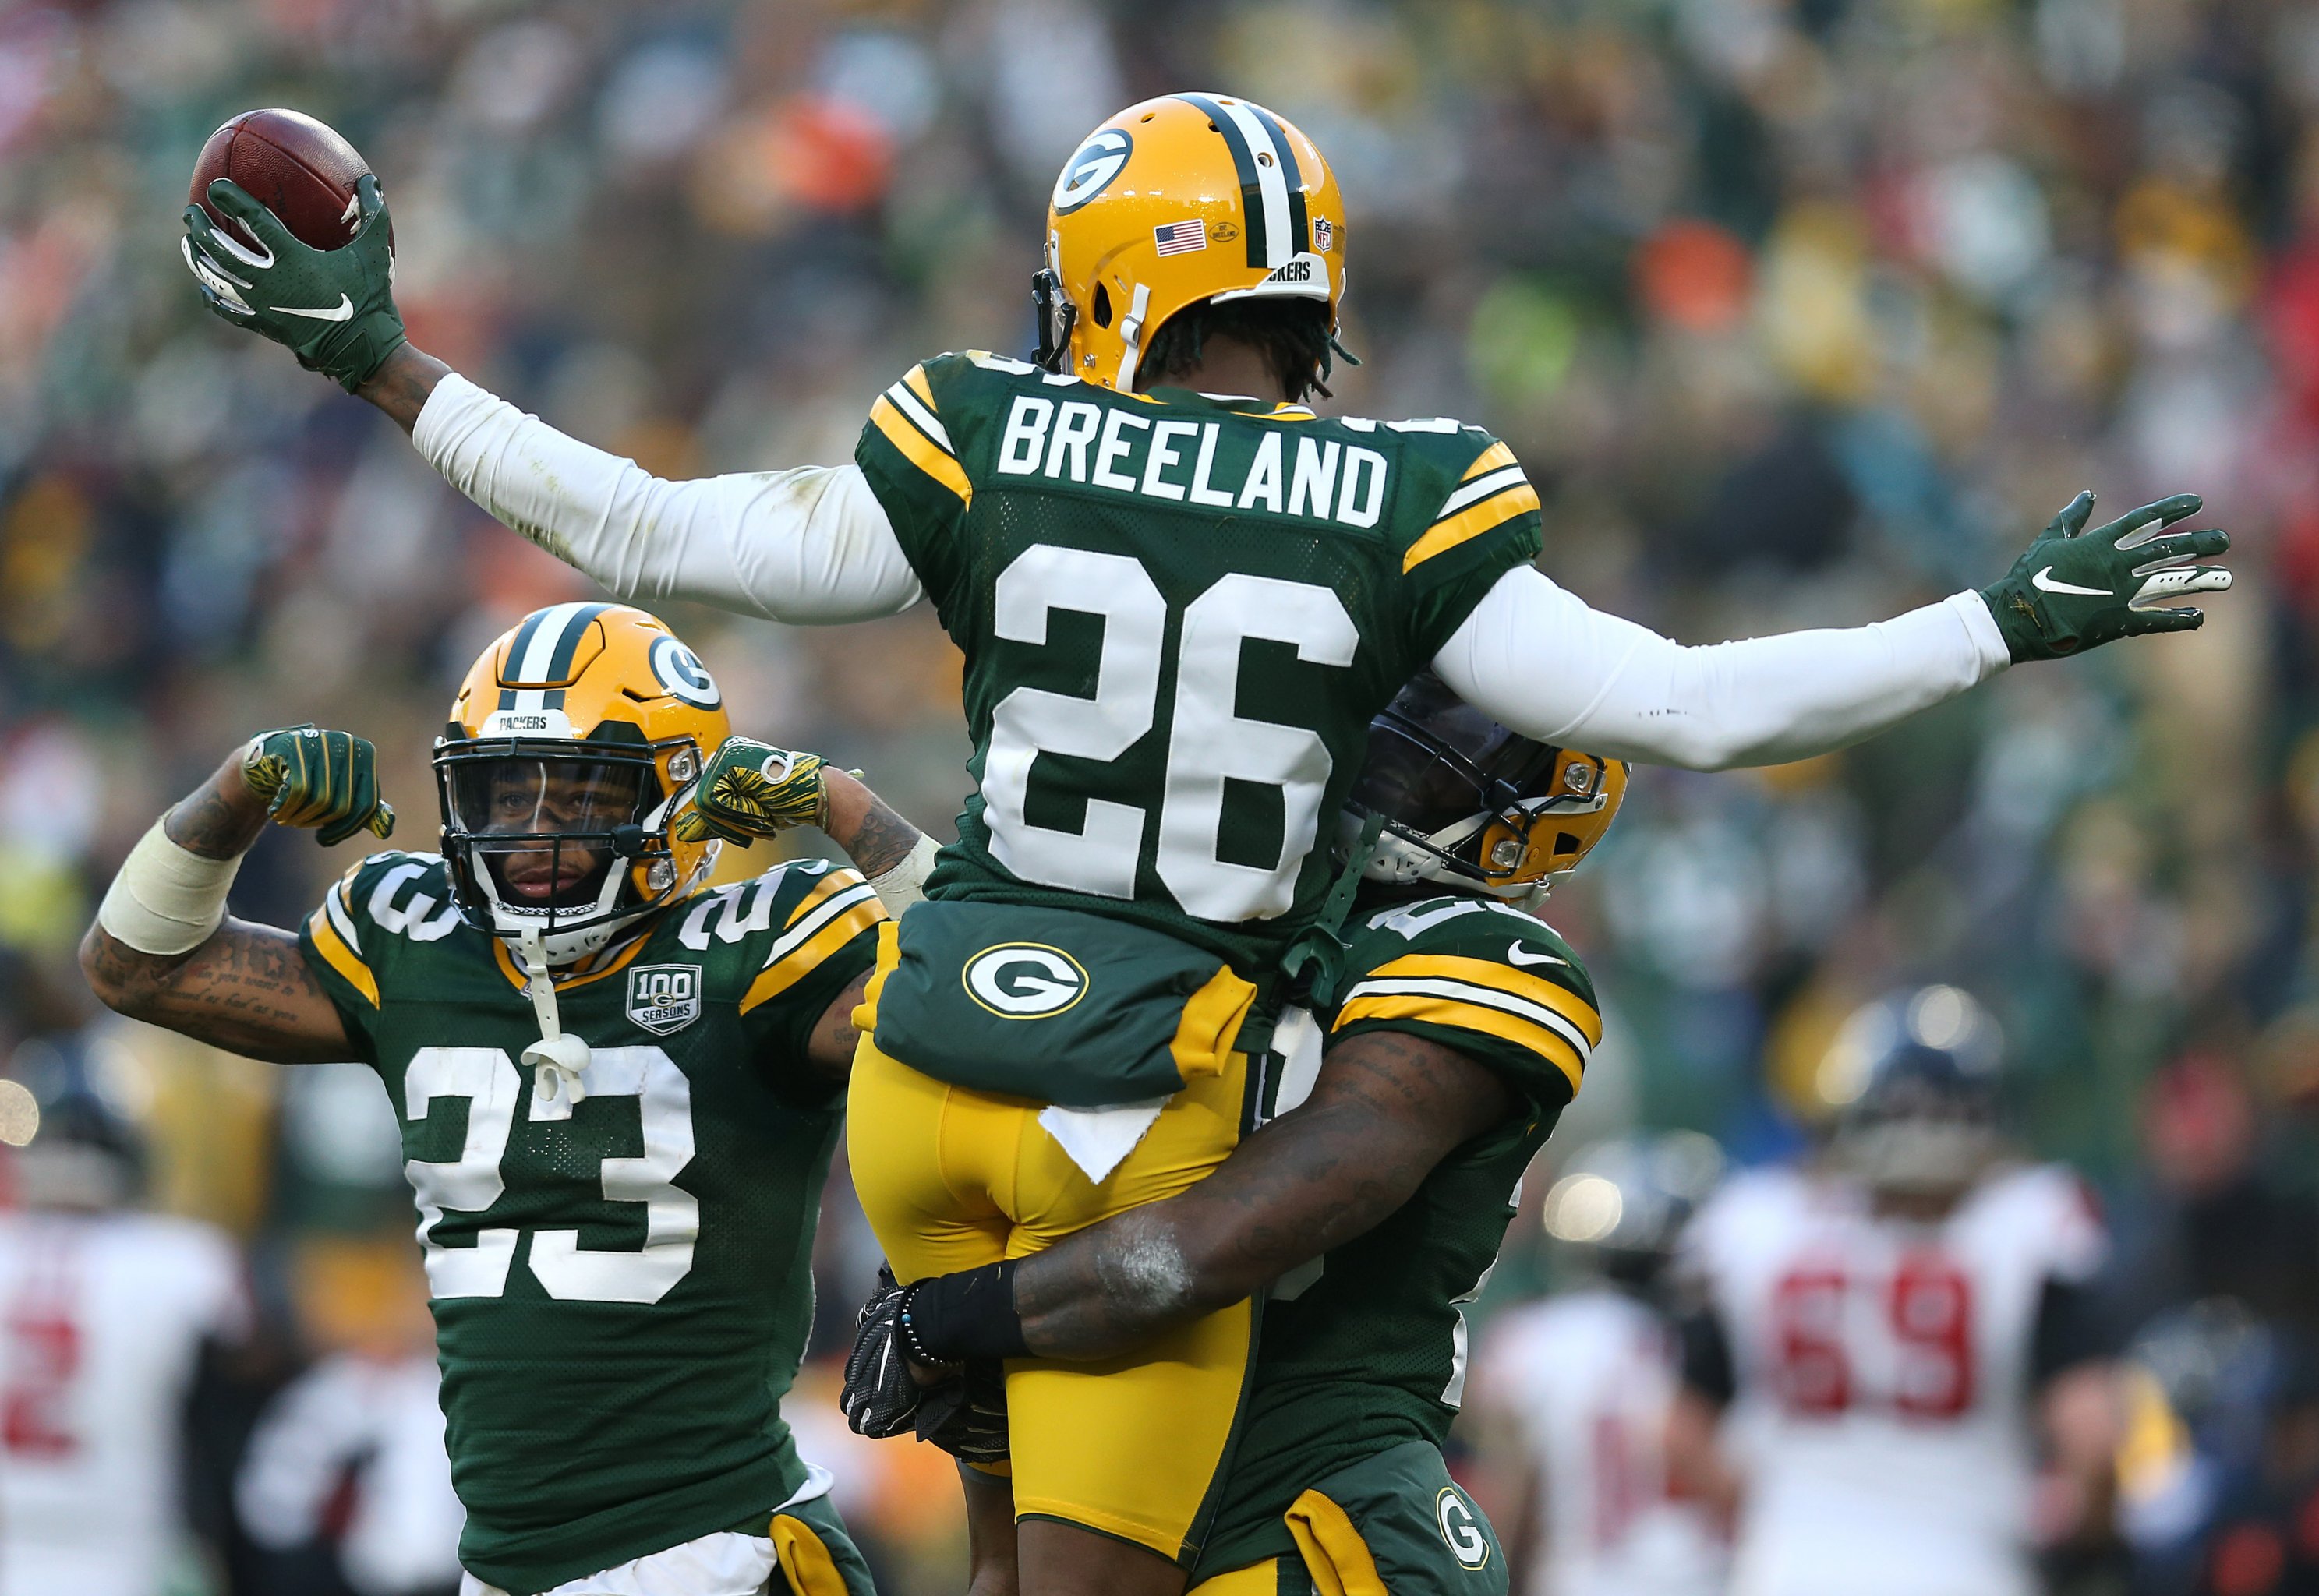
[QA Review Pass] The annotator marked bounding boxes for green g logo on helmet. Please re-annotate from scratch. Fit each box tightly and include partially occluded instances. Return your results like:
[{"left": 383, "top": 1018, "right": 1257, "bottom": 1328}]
[{"left": 962, "top": 943, "right": 1089, "bottom": 1019}]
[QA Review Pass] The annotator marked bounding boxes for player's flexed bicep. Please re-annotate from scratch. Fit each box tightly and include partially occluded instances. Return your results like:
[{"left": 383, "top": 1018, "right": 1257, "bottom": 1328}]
[{"left": 80, "top": 728, "right": 396, "bottom": 1064}]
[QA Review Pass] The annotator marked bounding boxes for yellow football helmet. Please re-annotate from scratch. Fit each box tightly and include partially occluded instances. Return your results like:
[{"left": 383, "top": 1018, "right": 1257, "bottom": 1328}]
[
  {"left": 433, "top": 602, "right": 730, "bottom": 964},
  {"left": 1344, "top": 673, "right": 1628, "bottom": 906},
  {"left": 1034, "top": 93, "right": 1349, "bottom": 392}
]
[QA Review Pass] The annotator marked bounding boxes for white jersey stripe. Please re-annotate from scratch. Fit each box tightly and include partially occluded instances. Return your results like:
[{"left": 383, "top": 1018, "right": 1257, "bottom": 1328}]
[
  {"left": 1437, "top": 465, "right": 1531, "bottom": 520},
  {"left": 1342, "top": 974, "right": 1594, "bottom": 1064},
  {"left": 758, "top": 881, "right": 878, "bottom": 970},
  {"left": 884, "top": 383, "right": 955, "bottom": 455}
]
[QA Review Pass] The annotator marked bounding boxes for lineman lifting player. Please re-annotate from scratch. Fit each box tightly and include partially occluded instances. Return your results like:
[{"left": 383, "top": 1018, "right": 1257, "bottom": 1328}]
[{"left": 185, "top": 89, "right": 2234, "bottom": 1596}]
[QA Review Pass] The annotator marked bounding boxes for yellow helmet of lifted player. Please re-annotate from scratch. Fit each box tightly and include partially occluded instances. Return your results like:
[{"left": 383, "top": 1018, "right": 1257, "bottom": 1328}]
[
  {"left": 433, "top": 602, "right": 729, "bottom": 965},
  {"left": 1342, "top": 673, "right": 1629, "bottom": 906},
  {"left": 1034, "top": 93, "right": 1348, "bottom": 393}
]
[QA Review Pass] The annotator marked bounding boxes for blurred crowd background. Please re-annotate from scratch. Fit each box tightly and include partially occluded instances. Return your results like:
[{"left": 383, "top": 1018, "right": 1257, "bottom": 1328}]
[{"left": 2, "top": 0, "right": 2318, "bottom": 1591}]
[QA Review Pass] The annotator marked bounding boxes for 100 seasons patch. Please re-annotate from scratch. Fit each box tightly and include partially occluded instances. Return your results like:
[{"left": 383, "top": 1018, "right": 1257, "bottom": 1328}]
[{"left": 627, "top": 964, "right": 703, "bottom": 1034}]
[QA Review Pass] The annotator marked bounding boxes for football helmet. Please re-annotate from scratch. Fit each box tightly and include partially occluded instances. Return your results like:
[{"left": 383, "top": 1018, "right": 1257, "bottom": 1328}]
[
  {"left": 434, "top": 602, "right": 728, "bottom": 966},
  {"left": 1341, "top": 673, "right": 1628, "bottom": 906},
  {"left": 1822, "top": 985, "right": 2006, "bottom": 1199},
  {"left": 1541, "top": 1132, "right": 1726, "bottom": 1288},
  {"left": 1035, "top": 94, "right": 1348, "bottom": 391}
]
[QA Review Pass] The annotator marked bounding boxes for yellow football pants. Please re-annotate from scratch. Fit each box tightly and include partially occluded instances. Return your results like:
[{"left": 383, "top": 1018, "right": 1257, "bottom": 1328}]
[{"left": 847, "top": 1013, "right": 1256, "bottom": 1562}]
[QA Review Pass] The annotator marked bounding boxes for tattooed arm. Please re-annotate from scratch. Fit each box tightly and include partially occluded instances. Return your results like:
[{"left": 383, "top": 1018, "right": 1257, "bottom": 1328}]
[
  {"left": 1006, "top": 1030, "right": 1517, "bottom": 1358},
  {"left": 799, "top": 769, "right": 928, "bottom": 1082},
  {"left": 80, "top": 751, "right": 354, "bottom": 1064},
  {"left": 820, "top": 769, "right": 925, "bottom": 879}
]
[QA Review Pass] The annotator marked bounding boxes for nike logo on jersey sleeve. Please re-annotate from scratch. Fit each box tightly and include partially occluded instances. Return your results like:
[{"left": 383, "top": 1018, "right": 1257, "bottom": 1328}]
[{"left": 1506, "top": 942, "right": 1565, "bottom": 968}]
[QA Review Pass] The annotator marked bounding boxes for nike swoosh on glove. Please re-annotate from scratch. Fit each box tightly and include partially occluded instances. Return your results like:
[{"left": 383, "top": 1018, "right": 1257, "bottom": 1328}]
[
  {"left": 840, "top": 1266, "right": 929, "bottom": 1440},
  {"left": 182, "top": 174, "right": 407, "bottom": 392},
  {"left": 1978, "top": 491, "right": 2232, "bottom": 662}
]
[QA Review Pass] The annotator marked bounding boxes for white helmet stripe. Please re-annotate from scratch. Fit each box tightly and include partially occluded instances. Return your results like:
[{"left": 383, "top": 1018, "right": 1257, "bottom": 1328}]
[
  {"left": 511, "top": 601, "right": 598, "bottom": 715},
  {"left": 1211, "top": 99, "right": 1295, "bottom": 267}
]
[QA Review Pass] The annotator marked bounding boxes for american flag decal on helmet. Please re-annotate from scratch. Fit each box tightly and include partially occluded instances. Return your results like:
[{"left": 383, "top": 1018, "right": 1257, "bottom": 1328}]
[{"left": 1153, "top": 219, "right": 1207, "bottom": 256}]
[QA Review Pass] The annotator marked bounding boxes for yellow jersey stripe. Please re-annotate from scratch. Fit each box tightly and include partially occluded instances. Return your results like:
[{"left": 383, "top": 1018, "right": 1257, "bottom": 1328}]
[
  {"left": 1462, "top": 440, "right": 1518, "bottom": 479},
  {"left": 869, "top": 397, "right": 973, "bottom": 508},
  {"left": 1402, "top": 482, "right": 1541, "bottom": 573},
  {"left": 306, "top": 906, "right": 380, "bottom": 1008},
  {"left": 784, "top": 867, "right": 868, "bottom": 927},
  {"left": 1331, "top": 991, "right": 1585, "bottom": 1094},
  {"left": 741, "top": 899, "right": 886, "bottom": 1014},
  {"left": 902, "top": 363, "right": 937, "bottom": 410},
  {"left": 1360, "top": 952, "right": 1602, "bottom": 1043}
]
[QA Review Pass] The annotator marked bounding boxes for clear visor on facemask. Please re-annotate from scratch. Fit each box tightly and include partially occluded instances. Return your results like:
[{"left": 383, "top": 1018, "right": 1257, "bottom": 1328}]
[{"left": 444, "top": 756, "right": 653, "bottom": 913}]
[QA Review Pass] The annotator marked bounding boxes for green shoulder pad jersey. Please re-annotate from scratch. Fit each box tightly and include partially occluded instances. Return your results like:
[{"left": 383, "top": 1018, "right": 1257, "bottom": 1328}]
[
  {"left": 856, "top": 352, "right": 1543, "bottom": 969},
  {"left": 1198, "top": 892, "right": 1601, "bottom": 1578},
  {"left": 297, "top": 851, "right": 883, "bottom": 1596}
]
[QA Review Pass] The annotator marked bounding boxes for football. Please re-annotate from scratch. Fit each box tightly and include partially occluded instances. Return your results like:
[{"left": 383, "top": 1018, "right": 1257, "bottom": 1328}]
[{"left": 189, "top": 108, "right": 377, "bottom": 252}]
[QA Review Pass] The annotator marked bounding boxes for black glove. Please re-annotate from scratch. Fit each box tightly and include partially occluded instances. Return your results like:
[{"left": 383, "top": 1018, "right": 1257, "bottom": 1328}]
[
  {"left": 841, "top": 1266, "right": 935, "bottom": 1439},
  {"left": 914, "top": 1361, "right": 1010, "bottom": 1465}
]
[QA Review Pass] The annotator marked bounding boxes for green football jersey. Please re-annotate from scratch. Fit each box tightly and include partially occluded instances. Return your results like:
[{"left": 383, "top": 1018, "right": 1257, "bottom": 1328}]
[
  {"left": 1197, "top": 892, "right": 1600, "bottom": 1577},
  {"left": 855, "top": 353, "right": 1543, "bottom": 969},
  {"left": 297, "top": 851, "right": 883, "bottom": 1596}
]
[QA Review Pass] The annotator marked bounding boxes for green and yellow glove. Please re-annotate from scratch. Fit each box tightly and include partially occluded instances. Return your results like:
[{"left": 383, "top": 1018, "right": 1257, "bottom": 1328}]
[
  {"left": 182, "top": 174, "right": 406, "bottom": 392},
  {"left": 673, "top": 737, "right": 836, "bottom": 846},
  {"left": 1978, "top": 492, "right": 2232, "bottom": 662},
  {"left": 242, "top": 726, "right": 395, "bottom": 846}
]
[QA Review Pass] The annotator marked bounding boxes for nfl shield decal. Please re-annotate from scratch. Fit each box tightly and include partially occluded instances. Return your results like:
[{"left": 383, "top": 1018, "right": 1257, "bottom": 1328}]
[{"left": 627, "top": 964, "right": 703, "bottom": 1034}]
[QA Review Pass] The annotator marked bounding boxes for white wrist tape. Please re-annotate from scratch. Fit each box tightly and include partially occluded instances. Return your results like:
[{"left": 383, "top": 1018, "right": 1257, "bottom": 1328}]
[
  {"left": 96, "top": 820, "right": 243, "bottom": 955},
  {"left": 868, "top": 834, "right": 941, "bottom": 919}
]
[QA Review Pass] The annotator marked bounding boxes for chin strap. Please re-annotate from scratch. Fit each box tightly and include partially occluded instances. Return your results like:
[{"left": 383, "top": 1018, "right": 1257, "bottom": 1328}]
[{"left": 514, "top": 927, "right": 590, "bottom": 1112}]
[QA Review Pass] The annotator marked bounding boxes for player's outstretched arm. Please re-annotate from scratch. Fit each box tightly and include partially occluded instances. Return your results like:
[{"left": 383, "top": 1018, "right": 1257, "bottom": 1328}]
[
  {"left": 895, "top": 1029, "right": 1516, "bottom": 1365},
  {"left": 1434, "top": 493, "right": 2231, "bottom": 772},
  {"left": 79, "top": 729, "right": 391, "bottom": 1065},
  {"left": 182, "top": 184, "right": 920, "bottom": 627}
]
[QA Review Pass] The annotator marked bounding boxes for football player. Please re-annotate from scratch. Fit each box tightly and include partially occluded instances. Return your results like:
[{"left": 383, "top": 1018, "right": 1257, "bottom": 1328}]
[
  {"left": 1467, "top": 1135, "right": 1731, "bottom": 1596},
  {"left": 0, "top": 1059, "right": 248, "bottom": 1596},
  {"left": 80, "top": 604, "right": 906, "bottom": 1596},
  {"left": 1666, "top": 989, "right": 2121, "bottom": 1596},
  {"left": 718, "top": 673, "right": 1628, "bottom": 1596},
  {"left": 185, "top": 91, "right": 2227, "bottom": 1591}
]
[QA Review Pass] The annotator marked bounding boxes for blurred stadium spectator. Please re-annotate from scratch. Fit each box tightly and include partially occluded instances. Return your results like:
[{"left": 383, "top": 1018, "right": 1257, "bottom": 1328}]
[{"left": 3, "top": 0, "right": 2317, "bottom": 1590}]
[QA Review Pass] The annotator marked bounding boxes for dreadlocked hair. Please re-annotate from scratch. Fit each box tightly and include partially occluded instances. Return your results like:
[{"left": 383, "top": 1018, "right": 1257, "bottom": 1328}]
[{"left": 1138, "top": 297, "right": 1338, "bottom": 403}]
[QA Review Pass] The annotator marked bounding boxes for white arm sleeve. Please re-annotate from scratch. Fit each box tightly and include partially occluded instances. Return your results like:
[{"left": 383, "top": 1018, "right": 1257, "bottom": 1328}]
[
  {"left": 1433, "top": 566, "right": 2011, "bottom": 770},
  {"left": 413, "top": 373, "right": 923, "bottom": 624}
]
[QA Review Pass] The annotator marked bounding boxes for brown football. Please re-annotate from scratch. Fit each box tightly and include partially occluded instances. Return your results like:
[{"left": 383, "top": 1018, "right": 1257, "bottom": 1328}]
[{"left": 189, "top": 108, "right": 379, "bottom": 252}]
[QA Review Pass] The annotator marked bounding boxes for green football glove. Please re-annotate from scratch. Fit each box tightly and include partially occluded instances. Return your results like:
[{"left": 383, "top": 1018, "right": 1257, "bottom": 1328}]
[
  {"left": 181, "top": 174, "right": 407, "bottom": 393},
  {"left": 672, "top": 737, "right": 836, "bottom": 846},
  {"left": 241, "top": 726, "right": 395, "bottom": 846},
  {"left": 1978, "top": 491, "right": 2232, "bottom": 663}
]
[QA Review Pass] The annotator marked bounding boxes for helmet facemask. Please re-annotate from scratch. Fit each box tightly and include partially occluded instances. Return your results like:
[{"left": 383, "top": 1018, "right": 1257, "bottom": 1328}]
[
  {"left": 1342, "top": 676, "right": 1620, "bottom": 906},
  {"left": 433, "top": 737, "right": 703, "bottom": 966}
]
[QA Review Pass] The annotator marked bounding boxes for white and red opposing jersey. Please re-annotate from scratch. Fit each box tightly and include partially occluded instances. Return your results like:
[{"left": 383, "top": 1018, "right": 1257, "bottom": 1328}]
[
  {"left": 1682, "top": 1163, "right": 2104, "bottom": 1596},
  {"left": 1476, "top": 1286, "right": 1728, "bottom": 1596},
  {"left": 0, "top": 1209, "right": 247, "bottom": 1596}
]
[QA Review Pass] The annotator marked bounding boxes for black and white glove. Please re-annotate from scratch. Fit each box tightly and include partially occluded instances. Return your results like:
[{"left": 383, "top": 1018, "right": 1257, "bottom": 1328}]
[{"left": 840, "top": 1266, "right": 939, "bottom": 1439}]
